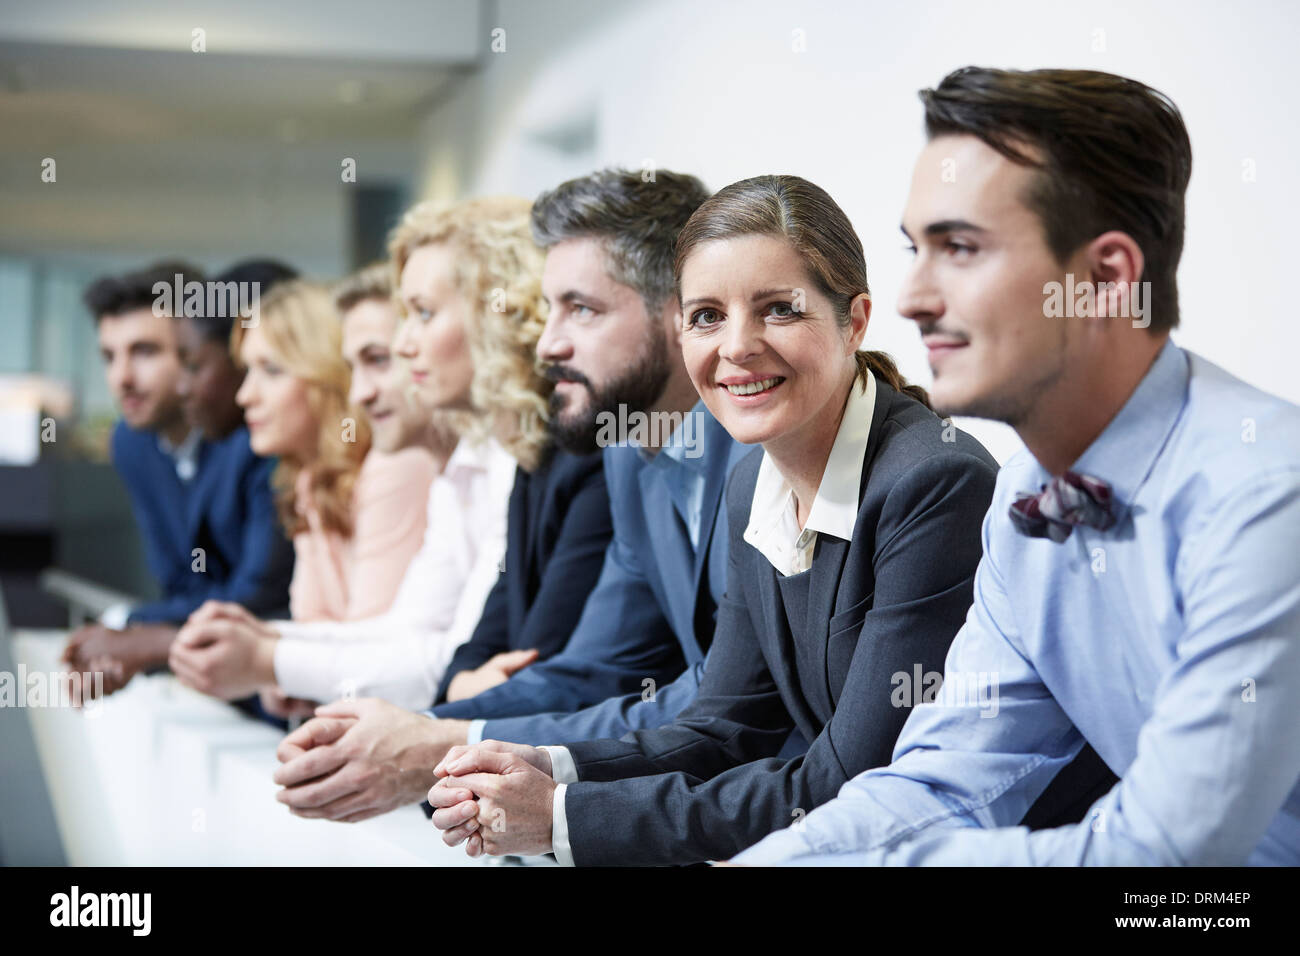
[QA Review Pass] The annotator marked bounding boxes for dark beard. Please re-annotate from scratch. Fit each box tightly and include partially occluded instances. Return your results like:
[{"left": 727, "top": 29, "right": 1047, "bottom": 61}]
[{"left": 546, "top": 332, "right": 671, "bottom": 455}]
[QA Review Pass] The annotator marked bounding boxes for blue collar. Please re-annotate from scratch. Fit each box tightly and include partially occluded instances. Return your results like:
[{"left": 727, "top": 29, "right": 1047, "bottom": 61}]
[
  {"left": 636, "top": 401, "right": 718, "bottom": 471},
  {"left": 1041, "top": 339, "right": 1190, "bottom": 519}
]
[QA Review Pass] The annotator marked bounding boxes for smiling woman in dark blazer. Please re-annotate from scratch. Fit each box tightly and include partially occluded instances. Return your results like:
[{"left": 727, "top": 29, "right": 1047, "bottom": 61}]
[{"left": 428, "top": 174, "right": 999, "bottom": 865}]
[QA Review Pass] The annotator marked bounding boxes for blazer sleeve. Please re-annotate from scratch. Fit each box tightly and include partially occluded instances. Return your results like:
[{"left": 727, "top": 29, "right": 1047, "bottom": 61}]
[
  {"left": 559, "top": 464, "right": 795, "bottom": 782},
  {"left": 480, "top": 658, "right": 708, "bottom": 746},
  {"left": 435, "top": 457, "right": 614, "bottom": 703},
  {"left": 430, "top": 477, "right": 684, "bottom": 721},
  {"left": 129, "top": 452, "right": 294, "bottom": 623},
  {"left": 562, "top": 450, "right": 998, "bottom": 866}
]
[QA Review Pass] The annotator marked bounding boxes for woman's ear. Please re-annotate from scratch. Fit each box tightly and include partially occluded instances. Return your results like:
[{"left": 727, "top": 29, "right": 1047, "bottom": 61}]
[{"left": 846, "top": 293, "right": 872, "bottom": 352}]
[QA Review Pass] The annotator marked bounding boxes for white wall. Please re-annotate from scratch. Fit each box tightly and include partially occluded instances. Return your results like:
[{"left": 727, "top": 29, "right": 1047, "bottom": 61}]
[{"left": 417, "top": 0, "right": 1300, "bottom": 462}]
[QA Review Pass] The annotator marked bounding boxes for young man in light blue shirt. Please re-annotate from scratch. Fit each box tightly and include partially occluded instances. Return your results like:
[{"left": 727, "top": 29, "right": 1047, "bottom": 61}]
[{"left": 737, "top": 66, "right": 1300, "bottom": 866}]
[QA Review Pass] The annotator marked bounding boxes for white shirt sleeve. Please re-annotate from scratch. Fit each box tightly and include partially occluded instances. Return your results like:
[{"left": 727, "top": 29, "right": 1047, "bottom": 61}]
[
  {"left": 270, "top": 440, "right": 513, "bottom": 708},
  {"left": 541, "top": 745, "right": 579, "bottom": 784},
  {"left": 100, "top": 603, "right": 132, "bottom": 630},
  {"left": 551, "top": 784, "right": 574, "bottom": 867},
  {"left": 540, "top": 746, "right": 578, "bottom": 866}
]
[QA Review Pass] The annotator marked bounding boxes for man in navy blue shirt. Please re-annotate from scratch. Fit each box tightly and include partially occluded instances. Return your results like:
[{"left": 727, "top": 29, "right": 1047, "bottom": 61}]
[{"left": 62, "top": 260, "right": 295, "bottom": 699}]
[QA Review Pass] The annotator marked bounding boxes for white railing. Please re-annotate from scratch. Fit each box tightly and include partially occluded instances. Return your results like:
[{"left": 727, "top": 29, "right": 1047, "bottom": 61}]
[
  {"left": 38, "top": 569, "right": 137, "bottom": 627},
  {"left": 10, "top": 629, "right": 550, "bottom": 867}
]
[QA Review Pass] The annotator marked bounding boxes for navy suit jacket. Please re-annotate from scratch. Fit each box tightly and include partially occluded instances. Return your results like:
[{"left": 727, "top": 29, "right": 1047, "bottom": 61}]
[
  {"left": 431, "top": 403, "right": 752, "bottom": 730},
  {"left": 433, "top": 447, "right": 613, "bottom": 704},
  {"left": 560, "top": 380, "right": 1001, "bottom": 865},
  {"left": 111, "top": 422, "right": 294, "bottom": 624}
]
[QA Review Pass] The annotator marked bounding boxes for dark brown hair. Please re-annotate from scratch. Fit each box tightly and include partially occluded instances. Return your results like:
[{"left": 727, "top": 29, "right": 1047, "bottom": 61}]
[
  {"left": 673, "top": 174, "right": 931, "bottom": 409},
  {"left": 920, "top": 66, "right": 1193, "bottom": 333},
  {"left": 532, "top": 168, "right": 711, "bottom": 316},
  {"left": 83, "top": 260, "right": 205, "bottom": 322}
]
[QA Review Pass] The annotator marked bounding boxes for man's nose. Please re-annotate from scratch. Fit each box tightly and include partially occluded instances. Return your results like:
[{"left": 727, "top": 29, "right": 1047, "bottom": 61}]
[
  {"left": 536, "top": 315, "right": 572, "bottom": 364},
  {"left": 896, "top": 260, "right": 944, "bottom": 324},
  {"left": 109, "top": 357, "right": 133, "bottom": 393},
  {"left": 350, "top": 376, "right": 377, "bottom": 409}
]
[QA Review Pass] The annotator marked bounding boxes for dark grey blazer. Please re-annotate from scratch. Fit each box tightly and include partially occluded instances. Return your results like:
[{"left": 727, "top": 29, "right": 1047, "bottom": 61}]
[{"left": 560, "top": 379, "right": 999, "bottom": 865}]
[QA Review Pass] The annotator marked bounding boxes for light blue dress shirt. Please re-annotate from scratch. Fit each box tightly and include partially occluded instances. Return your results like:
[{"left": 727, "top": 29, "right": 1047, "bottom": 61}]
[
  {"left": 735, "top": 341, "right": 1300, "bottom": 866},
  {"left": 639, "top": 423, "right": 707, "bottom": 550}
]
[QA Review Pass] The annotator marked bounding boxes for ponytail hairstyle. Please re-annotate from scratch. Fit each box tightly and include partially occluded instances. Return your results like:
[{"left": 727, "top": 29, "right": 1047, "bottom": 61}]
[{"left": 673, "top": 174, "right": 931, "bottom": 409}]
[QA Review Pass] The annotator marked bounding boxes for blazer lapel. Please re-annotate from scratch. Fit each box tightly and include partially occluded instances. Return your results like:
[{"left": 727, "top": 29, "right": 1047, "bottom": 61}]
[
  {"left": 806, "top": 535, "right": 850, "bottom": 716},
  {"left": 754, "top": 560, "right": 811, "bottom": 728},
  {"left": 810, "top": 380, "right": 896, "bottom": 712},
  {"left": 640, "top": 466, "right": 696, "bottom": 649},
  {"left": 685, "top": 426, "right": 741, "bottom": 664}
]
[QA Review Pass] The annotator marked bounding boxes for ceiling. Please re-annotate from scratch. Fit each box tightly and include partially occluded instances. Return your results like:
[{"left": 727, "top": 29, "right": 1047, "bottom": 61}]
[{"left": 0, "top": 0, "right": 488, "bottom": 264}]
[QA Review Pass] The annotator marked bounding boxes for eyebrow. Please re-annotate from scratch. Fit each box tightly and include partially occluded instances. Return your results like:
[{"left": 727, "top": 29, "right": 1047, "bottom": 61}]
[
  {"left": 681, "top": 288, "right": 802, "bottom": 309},
  {"left": 552, "top": 289, "right": 609, "bottom": 310},
  {"left": 901, "top": 220, "right": 989, "bottom": 241}
]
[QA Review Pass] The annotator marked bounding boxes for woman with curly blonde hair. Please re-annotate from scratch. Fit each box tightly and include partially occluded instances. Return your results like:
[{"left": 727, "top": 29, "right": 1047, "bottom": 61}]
[
  {"left": 388, "top": 195, "right": 552, "bottom": 470},
  {"left": 387, "top": 195, "right": 613, "bottom": 702}
]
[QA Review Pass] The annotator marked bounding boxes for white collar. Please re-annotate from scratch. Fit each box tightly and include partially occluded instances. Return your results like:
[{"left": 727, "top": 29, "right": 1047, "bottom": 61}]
[
  {"left": 743, "top": 369, "right": 876, "bottom": 575},
  {"left": 158, "top": 428, "right": 203, "bottom": 482}
]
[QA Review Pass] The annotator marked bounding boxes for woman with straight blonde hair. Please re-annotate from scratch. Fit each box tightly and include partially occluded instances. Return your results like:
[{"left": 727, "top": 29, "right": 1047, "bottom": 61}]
[{"left": 168, "top": 279, "right": 433, "bottom": 649}]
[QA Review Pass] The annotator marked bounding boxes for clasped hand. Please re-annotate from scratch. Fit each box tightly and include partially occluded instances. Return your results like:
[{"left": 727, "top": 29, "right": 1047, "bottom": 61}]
[{"left": 429, "top": 741, "right": 558, "bottom": 859}]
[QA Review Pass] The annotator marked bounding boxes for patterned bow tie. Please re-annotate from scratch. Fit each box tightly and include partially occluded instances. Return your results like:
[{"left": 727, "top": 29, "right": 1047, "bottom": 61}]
[{"left": 1009, "top": 470, "right": 1116, "bottom": 543}]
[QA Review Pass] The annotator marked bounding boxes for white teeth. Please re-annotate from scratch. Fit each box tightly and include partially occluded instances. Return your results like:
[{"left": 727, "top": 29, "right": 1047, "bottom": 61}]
[{"left": 725, "top": 377, "right": 782, "bottom": 396}]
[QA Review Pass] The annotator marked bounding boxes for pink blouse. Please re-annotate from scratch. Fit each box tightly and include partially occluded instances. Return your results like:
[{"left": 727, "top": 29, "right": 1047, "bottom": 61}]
[{"left": 288, "top": 446, "right": 437, "bottom": 622}]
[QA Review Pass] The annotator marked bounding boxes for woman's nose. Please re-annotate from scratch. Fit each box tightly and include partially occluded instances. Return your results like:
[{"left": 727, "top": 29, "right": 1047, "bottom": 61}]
[
  {"left": 393, "top": 320, "right": 417, "bottom": 358},
  {"left": 719, "top": 315, "right": 763, "bottom": 365}
]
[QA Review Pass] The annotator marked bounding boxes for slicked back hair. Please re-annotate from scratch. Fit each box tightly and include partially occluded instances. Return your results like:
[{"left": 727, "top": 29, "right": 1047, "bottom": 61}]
[{"left": 920, "top": 66, "right": 1193, "bottom": 333}]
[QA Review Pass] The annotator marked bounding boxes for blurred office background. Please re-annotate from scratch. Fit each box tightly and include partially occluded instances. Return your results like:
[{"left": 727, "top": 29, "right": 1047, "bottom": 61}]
[{"left": 2, "top": 0, "right": 1298, "bottom": 622}]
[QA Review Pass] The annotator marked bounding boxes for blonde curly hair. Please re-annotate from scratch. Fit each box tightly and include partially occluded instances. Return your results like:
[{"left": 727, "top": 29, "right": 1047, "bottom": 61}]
[
  {"left": 230, "top": 280, "right": 371, "bottom": 537},
  {"left": 388, "top": 196, "right": 551, "bottom": 471}
]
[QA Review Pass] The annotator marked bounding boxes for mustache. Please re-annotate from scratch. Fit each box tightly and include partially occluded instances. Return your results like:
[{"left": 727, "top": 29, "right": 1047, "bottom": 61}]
[
  {"left": 543, "top": 364, "right": 592, "bottom": 389},
  {"left": 917, "top": 322, "right": 969, "bottom": 342}
]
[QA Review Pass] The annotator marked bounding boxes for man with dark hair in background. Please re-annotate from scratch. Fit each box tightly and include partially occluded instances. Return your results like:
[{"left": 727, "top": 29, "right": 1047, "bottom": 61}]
[{"left": 62, "top": 259, "right": 296, "bottom": 701}]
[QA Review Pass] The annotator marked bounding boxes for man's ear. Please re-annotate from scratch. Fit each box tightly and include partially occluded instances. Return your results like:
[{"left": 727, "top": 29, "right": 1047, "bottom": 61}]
[
  {"left": 1086, "top": 231, "right": 1144, "bottom": 323},
  {"left": 846, "top": 293, "right": 871, "bottom": 353},
  {"left": 664, "top": 301, "right": 684, "bottom": 346}
]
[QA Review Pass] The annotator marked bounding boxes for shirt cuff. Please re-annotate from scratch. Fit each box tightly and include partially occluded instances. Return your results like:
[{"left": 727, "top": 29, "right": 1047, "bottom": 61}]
[
  {"left": 731, "top": 823, "right": 815, "bottom": 866},
  {"left": 272, "top": 638, "right": 339, "bottom": 702},
  {"left": 100, "top": 603, "right": 132, "bottom": 630},
  {"left": 551, "top": 783, "right": 574, "bottom": 867},
  {"left": 467, "top": 719, "right": 486, "bottom": 745},
  {"left": 541, "top": 745, "right": 579, "bottom": 784}
]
